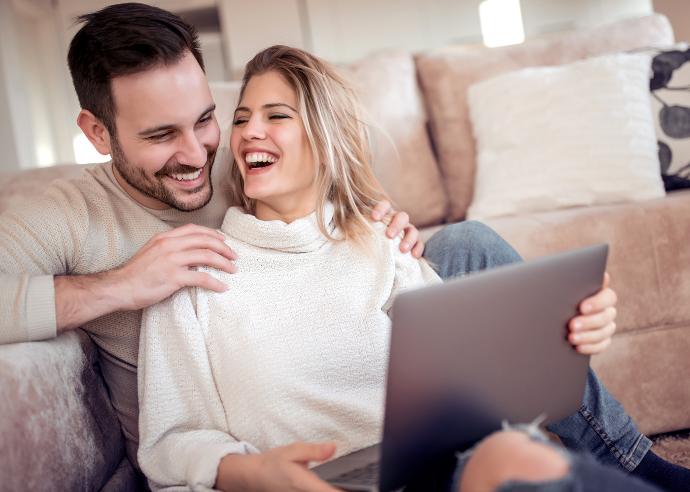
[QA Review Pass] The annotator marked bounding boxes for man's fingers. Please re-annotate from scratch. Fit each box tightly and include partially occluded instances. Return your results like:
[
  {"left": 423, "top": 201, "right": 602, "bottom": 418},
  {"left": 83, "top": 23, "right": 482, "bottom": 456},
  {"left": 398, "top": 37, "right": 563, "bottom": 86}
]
[
  {"left": 182, "top": 271, "right": 228, "bottom": 293},
  {"left": 157, "top": 223, "right": 225, "bottom": 241},
  {"left": 399, "top": 225, "right": 420, "bottom": 254},
  {"left": 172, "top": 250, "right": 237, "bottom": 274},
  {"left": 569, "top": 321, "right": 616, "bottom": 346},
  {"left": 411, "top": 240, "right": 425, "bottom": 259},
  {"left": 579, "top": 287, "right": 617, "bottom": 315},
  {"left": 570, "top": 307, "right": 616, "bottom": 332},
  {"left": 386, "top": 211, "right": 409, "bottom": 239},
  {"left": 159, "top": 234, "right": 238, "bottom": 261},
  {"left": 371, "top": 201, "right": 392, "bottom": 221}
]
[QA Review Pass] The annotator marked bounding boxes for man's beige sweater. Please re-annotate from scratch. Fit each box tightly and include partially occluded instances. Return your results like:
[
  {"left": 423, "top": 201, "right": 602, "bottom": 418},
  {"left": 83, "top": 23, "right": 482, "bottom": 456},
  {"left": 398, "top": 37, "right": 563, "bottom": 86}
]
[{"left": 0, "top": 154, "right": 233, "bottom": 463}]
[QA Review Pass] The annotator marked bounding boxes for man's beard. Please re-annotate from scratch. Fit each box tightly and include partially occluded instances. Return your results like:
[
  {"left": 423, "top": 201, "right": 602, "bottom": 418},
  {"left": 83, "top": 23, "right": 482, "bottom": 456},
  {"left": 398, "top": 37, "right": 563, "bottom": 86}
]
[{"left": 110, "top": 137, "right": 215, "bottom": 212}]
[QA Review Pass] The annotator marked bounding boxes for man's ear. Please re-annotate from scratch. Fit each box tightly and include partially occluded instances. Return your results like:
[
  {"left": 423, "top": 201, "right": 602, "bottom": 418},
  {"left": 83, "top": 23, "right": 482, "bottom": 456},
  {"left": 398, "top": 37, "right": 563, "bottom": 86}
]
[{"left": 76, "top": 109, "right": 113, "bottom": 156}]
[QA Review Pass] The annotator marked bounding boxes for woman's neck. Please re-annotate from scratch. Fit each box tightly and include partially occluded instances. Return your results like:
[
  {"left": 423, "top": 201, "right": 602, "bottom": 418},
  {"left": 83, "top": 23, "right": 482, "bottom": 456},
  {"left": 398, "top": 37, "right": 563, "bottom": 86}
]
[{"left": 254, "top": 197, "right": 318, "bottom": 224}]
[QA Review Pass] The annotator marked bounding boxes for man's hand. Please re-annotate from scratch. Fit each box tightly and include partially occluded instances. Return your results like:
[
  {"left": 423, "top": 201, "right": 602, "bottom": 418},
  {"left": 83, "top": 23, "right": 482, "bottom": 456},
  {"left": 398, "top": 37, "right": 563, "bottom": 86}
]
[
  {"left": 371, "top": 201, "right": 424, "bottom": 258},
  {"left": 216, "top": 442, "right": 339, "bottom": 492},
  {"left": 568, "top": 273, "right": 617, "bottom": 355},
  {"left": 55, "top": 224, "right": 237, "bottom": 332},
  {"left": 114, "top": 224, "right": 237, "bottom": 310}
]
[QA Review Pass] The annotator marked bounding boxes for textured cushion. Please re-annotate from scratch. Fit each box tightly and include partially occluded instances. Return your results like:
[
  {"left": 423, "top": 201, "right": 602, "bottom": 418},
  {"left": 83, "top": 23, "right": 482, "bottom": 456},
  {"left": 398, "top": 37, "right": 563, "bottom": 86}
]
[
  {"left": 341, "top": 51, "right": 448, "bottom": 227},
  {"left": 416, "top": 14, "right": 674, "bottom": 221},
  {"left": 650, "top": 46, "right": 690, "bottom": 190},
  {"left": 466, "top": 53, "right": 665, "bottom": 220}
]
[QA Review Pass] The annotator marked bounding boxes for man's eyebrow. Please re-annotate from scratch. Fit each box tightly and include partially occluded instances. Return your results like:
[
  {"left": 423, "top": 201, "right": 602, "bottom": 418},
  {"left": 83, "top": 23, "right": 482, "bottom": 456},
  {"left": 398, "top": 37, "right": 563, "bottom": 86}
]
[
  {"left": 138, "top": 104, "right": 217, "bottom": 137},
  {"left": 234, "top": 102, "right": 298, "bottom": 114}
]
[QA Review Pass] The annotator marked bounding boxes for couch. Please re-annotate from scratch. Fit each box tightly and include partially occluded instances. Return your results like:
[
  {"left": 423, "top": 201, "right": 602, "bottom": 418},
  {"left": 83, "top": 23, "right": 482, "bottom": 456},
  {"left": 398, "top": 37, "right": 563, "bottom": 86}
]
[{"left": 1, "top": 13, "right": 688, "bottom": 491}]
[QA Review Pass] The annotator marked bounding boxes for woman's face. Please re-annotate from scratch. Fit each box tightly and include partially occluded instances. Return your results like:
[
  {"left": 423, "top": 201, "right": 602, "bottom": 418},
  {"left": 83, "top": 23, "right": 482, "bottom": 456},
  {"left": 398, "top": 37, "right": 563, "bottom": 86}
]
[{"left": 230, "top": 70, "right": 319, "bottom": 221}]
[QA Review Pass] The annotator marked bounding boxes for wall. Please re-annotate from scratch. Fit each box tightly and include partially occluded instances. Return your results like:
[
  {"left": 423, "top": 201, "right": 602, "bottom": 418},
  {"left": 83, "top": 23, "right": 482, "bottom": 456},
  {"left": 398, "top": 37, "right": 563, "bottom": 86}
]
[{"left": 0, "top": 0, "right": 657, "bottom": 170}]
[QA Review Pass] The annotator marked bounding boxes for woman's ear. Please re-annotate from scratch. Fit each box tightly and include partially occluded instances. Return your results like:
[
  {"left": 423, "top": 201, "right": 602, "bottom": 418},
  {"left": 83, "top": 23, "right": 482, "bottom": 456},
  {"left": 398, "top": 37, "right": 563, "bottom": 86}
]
[{"left": 76, "top": 109, "right": 113, "bottom": 156}]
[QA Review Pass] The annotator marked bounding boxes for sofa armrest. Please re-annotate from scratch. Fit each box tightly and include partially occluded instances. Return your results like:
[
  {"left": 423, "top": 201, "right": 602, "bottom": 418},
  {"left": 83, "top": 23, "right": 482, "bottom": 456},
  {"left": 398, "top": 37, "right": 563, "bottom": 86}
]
[{"left": 0, "top": 330, "right": 128, "bottom": 490}]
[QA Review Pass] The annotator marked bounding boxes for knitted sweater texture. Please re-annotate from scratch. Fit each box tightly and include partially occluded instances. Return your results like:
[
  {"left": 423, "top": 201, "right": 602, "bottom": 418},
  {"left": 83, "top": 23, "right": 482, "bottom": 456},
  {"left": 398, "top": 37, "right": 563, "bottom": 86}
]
[{"left": 137, "top": 205, "right": 441, "bottom": 490}]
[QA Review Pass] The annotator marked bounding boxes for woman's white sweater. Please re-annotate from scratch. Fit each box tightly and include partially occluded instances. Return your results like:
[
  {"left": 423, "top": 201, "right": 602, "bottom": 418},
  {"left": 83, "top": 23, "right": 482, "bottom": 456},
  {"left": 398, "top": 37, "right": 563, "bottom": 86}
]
[{"left": 137, "top": 204, "right": 441, "bottom": 490}]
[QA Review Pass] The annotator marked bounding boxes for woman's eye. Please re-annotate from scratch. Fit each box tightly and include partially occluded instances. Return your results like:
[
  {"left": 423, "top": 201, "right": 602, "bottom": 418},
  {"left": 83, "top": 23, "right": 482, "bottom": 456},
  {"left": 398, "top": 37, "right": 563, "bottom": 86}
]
[
  {"left": 232, "top": 118, "right": 248, "bottom": 125},
  {"left": 269, "top": 114, "right": 289, "bottom": 120}
]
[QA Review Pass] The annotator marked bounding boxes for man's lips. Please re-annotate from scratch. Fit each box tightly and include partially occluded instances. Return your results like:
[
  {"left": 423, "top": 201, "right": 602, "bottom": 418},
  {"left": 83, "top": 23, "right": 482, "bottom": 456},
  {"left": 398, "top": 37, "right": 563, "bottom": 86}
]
[{"left": 163, "top": 165, "right": 206, "bottom": 188}]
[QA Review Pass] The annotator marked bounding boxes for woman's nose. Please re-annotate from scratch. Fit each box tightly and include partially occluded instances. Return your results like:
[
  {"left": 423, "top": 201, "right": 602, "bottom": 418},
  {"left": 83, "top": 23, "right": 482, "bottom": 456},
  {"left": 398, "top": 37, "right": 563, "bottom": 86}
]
[{"left": 242, "top": 116, "right": 266, "bottom": 140}]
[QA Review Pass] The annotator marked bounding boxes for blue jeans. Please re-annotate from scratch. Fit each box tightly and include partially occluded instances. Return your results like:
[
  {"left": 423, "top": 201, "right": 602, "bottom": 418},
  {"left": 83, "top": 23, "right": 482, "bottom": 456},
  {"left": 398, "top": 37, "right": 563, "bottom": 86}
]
[{"left": 422, "top": 221, "right": 654, "bottom": 488}]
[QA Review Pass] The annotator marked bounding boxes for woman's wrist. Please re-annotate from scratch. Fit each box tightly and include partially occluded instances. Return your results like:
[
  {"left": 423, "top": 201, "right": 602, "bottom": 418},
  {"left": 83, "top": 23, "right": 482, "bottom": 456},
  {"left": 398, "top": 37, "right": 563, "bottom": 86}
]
[{"left": 216, "top": 453, "right": 259, "bottom": 491}]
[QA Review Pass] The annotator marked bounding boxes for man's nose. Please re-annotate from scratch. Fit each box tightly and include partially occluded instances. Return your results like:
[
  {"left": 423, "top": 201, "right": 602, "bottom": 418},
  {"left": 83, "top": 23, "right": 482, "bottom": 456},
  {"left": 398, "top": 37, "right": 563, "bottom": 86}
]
[{"left": 177, "top": 131, "right": 207, "bottom": 167}]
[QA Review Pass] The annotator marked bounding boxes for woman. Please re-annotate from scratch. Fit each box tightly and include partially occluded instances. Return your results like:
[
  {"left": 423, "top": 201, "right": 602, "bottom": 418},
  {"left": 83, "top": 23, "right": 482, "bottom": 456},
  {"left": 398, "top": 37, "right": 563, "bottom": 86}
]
[{"left": 137, "top": 46, "right": 669, "bottom": 492}]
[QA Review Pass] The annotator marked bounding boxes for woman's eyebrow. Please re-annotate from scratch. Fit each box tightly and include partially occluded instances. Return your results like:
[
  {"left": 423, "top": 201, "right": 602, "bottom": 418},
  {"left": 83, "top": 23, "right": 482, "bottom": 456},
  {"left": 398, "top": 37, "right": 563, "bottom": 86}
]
[{"left": 234, "top": 102, "right": 298, "bottom": 114}]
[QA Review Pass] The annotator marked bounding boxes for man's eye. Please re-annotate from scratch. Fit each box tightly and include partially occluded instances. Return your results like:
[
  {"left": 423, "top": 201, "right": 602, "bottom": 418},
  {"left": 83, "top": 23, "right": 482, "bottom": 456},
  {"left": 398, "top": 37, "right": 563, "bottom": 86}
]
[
  {"left": 148, "top": 132, "right": 172, "bottom": 141},
  {"left": 198, "top": 115, "right": 213, "bottom": 124}
]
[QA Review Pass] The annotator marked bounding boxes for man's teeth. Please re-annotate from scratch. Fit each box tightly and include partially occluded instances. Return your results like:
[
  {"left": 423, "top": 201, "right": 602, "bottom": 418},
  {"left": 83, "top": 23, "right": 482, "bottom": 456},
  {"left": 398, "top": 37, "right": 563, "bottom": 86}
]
[
  {"left": 169, "top": 168, "right": 202, "bottom": 181},
  {"left": 245, "top": 152, "right": 277, "bottom": 168}
]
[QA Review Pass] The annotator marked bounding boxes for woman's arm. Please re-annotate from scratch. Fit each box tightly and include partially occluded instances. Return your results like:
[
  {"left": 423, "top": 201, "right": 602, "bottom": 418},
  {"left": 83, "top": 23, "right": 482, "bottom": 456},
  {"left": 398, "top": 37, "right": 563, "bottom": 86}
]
[
  {"left": 382, "top": 234, "right": 442, "bottom": 315},
  {"left": 137, "top": 286, "right": 256, "bottom": 490},
  {"left": 216, "top": 442, "right": 339, "bottom": 492}
]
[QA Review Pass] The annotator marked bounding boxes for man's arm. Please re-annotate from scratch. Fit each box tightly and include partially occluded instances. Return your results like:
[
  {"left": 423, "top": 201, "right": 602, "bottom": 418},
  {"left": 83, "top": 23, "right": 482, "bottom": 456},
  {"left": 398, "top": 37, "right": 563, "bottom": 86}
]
[
  {"left": 0, "top": 180, "right": 236, "bottom": 343},
  {"left": 52, "top": 224, "right": 237, "bottom": 333}
]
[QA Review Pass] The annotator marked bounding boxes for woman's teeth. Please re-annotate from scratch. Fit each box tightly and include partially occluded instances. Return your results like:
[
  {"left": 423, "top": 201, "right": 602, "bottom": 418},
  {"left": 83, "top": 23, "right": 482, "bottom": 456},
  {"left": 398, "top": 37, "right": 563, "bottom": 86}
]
[
  {"left": 170, "top": 168, "right": 202, "bottom": 181},
  {"left": 245, "top": 152, "right": 277, "bottom": 168}
]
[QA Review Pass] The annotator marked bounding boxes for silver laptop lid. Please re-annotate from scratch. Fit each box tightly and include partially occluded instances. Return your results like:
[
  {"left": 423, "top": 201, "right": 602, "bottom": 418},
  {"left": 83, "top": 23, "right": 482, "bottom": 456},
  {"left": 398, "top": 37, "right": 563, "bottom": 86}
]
[{"left": 380, "top": 244, "right": 608, "bottom": 491}]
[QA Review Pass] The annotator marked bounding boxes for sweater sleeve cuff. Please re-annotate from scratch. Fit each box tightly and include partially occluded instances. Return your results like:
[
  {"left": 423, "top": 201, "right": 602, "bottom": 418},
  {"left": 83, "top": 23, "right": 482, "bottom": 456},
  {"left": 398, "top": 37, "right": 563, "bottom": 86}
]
[
  {"left": 25, "top": 275, "right": 57, "bottom": 341},
  {"left": 188, "top": 440, "right": 257, "bottom": 490}
]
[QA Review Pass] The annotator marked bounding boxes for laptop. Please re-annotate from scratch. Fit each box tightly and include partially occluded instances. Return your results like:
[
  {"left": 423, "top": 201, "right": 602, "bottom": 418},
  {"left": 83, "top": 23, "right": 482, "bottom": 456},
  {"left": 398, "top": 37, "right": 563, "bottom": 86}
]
[{"left": 314, "top": 244, "right": 609, "bottom": 491}]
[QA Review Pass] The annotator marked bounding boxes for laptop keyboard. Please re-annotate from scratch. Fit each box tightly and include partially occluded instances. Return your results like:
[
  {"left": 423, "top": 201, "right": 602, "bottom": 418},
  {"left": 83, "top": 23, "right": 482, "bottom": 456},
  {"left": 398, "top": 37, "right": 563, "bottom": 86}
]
[{"left": 331, "top": 461, "right": 379, "bottom": 485}]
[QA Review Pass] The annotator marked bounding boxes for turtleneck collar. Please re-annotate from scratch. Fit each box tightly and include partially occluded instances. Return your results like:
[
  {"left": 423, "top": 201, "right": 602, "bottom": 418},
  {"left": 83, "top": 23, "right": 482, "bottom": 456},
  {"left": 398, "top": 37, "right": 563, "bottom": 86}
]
[{"left": 221, "top": 202, "right": 336, "bottom": 253}]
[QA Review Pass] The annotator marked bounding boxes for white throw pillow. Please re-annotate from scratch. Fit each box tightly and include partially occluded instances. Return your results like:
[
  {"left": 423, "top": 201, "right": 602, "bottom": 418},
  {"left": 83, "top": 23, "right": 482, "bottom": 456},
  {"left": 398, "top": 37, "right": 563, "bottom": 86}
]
[{"left": 466, "top": 53, "right": 665, "bottom": 221}]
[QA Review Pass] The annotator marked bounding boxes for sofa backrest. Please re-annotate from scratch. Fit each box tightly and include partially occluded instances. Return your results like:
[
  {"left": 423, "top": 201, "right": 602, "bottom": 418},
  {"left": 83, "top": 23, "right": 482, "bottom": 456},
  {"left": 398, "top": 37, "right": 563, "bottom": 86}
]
[{"left": 416, "top": 13, "right": 675, "bottom": 222}]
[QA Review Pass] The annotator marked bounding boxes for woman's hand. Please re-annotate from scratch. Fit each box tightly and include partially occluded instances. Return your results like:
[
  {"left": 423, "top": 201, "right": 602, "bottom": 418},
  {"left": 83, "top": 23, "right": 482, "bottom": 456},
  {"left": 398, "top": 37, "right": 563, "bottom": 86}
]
[
  {"left": 371, "top": 201, "right": 425, "bottom": 258},
  {"left": 568, "top": 273, "right": 617, "bottom": 355},
  {"left": 216, "top": 442, "right": 340, "bottom": 492}
]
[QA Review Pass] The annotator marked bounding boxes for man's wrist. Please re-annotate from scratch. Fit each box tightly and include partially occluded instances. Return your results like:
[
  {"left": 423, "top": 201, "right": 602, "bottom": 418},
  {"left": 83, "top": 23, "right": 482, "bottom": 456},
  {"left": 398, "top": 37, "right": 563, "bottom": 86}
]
[{"left": 54, "top": 270, "right": 127, "bottom": 332}]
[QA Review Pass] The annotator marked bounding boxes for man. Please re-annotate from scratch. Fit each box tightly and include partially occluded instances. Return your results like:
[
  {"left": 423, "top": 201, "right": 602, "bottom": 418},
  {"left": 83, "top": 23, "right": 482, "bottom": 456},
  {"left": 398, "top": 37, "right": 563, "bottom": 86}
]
[{"left": 0, "top": 3, "right": 685, "bottom": 491}]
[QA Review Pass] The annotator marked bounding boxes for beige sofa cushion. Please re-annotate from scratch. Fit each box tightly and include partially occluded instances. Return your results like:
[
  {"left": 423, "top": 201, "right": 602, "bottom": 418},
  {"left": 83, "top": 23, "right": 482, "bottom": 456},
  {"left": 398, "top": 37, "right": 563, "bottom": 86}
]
[
  {"left": 416, "top": 14, "right": 675, "bottom": 222},
  {"left": 466, "top": 53, "right": 665, "bottom": 220},
  {"left": 342, "top": 51, "right": 448, "bottom": 226}
]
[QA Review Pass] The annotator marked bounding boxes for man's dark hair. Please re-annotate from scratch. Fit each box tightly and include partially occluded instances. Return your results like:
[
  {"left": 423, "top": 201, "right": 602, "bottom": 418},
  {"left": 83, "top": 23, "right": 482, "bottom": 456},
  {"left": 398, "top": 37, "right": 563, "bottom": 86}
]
[{"left": 67, "top": 2, "right": 204, "bottom": 135}]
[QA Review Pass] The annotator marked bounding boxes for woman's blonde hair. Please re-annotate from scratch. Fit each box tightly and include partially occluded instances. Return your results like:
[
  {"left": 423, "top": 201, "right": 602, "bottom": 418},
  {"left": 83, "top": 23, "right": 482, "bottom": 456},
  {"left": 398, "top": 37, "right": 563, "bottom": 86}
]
[{"left": 229, "top": 45, "right": 390, "bottom": 243}]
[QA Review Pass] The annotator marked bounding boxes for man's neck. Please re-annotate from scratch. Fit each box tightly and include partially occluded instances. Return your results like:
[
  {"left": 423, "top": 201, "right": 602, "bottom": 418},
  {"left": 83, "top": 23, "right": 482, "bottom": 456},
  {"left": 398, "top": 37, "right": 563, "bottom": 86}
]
[{"left": 111, "top": 162, "right": 170, "bottom": 210}]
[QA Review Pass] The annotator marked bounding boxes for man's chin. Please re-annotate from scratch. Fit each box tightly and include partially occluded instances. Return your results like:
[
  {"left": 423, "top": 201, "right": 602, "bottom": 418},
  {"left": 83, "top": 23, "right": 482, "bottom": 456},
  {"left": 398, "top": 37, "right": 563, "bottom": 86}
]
[{"left": 163, "top": 184, "right": 213, "bottom": 212}]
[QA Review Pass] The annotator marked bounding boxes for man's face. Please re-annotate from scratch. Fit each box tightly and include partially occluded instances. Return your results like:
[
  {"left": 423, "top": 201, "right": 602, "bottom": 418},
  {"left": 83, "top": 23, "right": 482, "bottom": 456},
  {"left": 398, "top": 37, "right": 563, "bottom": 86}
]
[{"left": 109, "top": 51, "right": 220, "bottom": 211}]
